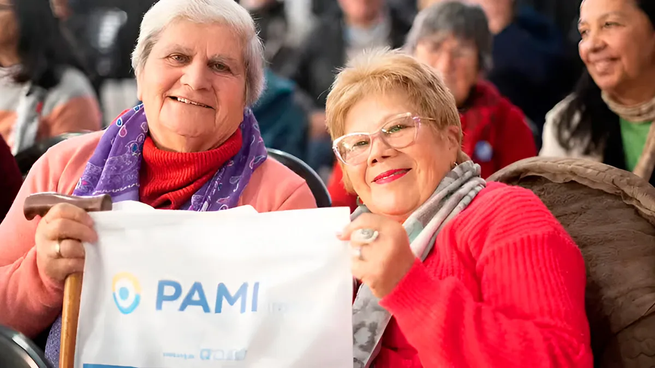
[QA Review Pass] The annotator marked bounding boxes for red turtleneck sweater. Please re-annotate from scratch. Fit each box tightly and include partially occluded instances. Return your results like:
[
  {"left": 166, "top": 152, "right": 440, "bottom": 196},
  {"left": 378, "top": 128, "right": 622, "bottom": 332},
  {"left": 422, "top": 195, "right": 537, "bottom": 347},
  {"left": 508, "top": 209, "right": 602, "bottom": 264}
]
[{"left": 138, "top": 130, "right": 242, "bottom": 209}]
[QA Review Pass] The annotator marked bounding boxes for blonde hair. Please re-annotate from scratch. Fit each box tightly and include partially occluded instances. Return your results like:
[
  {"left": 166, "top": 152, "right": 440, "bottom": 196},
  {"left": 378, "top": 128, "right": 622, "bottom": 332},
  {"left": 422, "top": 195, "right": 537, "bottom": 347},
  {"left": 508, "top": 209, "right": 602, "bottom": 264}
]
[{"left": 325, "top": 48, "right": 467, "bottom": 192}]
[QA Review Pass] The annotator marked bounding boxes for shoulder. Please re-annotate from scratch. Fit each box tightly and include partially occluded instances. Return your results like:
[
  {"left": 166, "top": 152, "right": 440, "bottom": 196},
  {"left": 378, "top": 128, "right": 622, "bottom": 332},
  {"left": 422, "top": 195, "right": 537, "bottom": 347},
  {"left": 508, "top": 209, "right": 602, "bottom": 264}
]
[
  {"left": 240, "top": 157, "right": 316, "bottom": 212},
  {"left": 43, "top": 67, "right": 97, "bottom": 111},
  {"left": 33, "top": 131, "right": 102, "bottom": 194},
  {"left": 452, "top": 182, "right": 569, "bottom": 249},
  {"left": 540, "top": 94, "right": 588, "bottom": 158}
]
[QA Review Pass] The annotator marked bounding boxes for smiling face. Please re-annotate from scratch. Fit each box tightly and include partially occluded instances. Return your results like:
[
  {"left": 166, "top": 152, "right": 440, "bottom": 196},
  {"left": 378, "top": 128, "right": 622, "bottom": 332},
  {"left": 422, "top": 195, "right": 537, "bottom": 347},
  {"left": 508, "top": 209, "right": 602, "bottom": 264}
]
[
  {"left": 414, "top": 34, "right": 480, "bottom": 107},
  {"left": 137, "top": 20, "right": 247, "bottom": 152},
  {"left": 578, "top": 0, "right": 655, "bottom": 102},
  {"left": 341, "top": 91, "right": 459, "bottom": 221}
]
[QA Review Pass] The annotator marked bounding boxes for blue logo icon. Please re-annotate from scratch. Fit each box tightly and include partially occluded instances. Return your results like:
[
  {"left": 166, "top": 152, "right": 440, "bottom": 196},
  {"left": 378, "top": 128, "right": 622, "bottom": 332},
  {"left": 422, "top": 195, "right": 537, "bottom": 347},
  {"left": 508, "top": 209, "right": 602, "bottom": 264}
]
[{"left": 112, "top": 272, "right": 141, "bottom": 314}]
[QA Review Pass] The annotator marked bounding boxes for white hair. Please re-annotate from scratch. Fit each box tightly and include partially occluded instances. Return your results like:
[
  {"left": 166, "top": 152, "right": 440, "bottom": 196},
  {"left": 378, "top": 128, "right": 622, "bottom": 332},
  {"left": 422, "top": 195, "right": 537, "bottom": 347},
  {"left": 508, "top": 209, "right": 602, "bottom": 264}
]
[{"left": 131, "top": 0, "right": 265, "bottom": 106}]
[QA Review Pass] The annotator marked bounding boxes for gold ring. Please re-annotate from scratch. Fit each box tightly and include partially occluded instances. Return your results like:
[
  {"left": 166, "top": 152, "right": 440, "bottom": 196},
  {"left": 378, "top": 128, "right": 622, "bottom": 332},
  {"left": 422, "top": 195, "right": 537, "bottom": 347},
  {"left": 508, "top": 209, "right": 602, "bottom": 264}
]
[{"left": 54, "top": 240, "right": 63, "bottom": 258}]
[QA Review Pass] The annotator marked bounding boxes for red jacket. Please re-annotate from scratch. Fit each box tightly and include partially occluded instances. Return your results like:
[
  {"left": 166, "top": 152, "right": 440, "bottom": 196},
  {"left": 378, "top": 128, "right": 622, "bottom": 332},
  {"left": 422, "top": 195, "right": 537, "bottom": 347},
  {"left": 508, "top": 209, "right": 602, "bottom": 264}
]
[
  {"left": 0, "top": 137, "right": 21, "bottom": 221},
  {"left": 374, "top": 183, "right": 592, "bottom": 367},
  {"left": 327, "top": 81, "right": 536, "bottom": 212}
]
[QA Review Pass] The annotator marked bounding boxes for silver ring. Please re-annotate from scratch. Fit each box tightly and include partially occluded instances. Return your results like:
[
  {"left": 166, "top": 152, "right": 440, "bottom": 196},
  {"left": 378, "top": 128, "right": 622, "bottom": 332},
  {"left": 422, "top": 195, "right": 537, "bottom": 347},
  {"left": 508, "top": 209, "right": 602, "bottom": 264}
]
[
  {"left": 352, "top": 228, "right": 379, "bottom": 244},
  {"left": 54, "top": 240, "right": 63, "bottom": 258},
  {"left": 352, "top": 246, "right": 364, "bottom": 261}
]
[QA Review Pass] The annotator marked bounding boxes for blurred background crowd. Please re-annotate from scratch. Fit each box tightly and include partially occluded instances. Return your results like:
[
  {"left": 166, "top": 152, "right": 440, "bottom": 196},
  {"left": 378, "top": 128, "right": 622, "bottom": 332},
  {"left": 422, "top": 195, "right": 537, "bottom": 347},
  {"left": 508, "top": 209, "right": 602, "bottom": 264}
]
[{"left": 1, "top": 0, "right": 654, "bottom": 219}]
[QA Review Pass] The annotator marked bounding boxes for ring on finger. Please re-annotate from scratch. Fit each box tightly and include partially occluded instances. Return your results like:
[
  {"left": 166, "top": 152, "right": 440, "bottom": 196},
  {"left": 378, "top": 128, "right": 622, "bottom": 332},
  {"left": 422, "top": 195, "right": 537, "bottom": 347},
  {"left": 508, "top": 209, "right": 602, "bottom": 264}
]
[
  {"left": 352, "top": 245, "right": 364, "bottom": 261},
  {"left": 54, "top": 239, "right": 63, "bottom": 259},
  {"left": 352, "top": 228, "right": 379, "bottom": 244}
]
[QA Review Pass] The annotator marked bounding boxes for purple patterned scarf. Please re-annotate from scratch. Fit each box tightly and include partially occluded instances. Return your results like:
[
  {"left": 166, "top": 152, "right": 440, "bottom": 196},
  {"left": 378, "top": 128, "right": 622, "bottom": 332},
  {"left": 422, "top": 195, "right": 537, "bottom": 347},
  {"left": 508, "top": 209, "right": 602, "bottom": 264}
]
[{"left": 44, "top": 103, "right": 268, "bottom": 364}]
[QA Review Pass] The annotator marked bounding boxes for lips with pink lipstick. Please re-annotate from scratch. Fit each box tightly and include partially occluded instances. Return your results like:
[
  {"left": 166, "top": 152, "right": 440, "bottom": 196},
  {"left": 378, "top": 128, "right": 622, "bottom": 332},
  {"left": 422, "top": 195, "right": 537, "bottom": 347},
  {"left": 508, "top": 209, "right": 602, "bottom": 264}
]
[{"left": 373, "top": 168, "right": 411, "bottom": 184}]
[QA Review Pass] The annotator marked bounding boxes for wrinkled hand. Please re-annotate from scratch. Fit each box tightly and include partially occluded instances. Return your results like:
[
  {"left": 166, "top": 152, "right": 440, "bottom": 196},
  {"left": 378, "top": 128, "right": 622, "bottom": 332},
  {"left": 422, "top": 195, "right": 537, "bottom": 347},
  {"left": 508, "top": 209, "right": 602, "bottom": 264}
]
[
  {"left": 339, "top": 213, "right": 416, "bottom": 299},
  {"left": 35, "top": 203, "right": 97, "bottom": 286}
]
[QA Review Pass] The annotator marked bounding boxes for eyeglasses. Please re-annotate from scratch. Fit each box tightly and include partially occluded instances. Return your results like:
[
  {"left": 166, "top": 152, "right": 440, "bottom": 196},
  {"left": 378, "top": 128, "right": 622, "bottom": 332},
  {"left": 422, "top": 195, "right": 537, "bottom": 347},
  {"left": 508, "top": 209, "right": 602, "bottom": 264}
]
[{"left": 332, "top": 112, "right": 433, "bottom": 166}]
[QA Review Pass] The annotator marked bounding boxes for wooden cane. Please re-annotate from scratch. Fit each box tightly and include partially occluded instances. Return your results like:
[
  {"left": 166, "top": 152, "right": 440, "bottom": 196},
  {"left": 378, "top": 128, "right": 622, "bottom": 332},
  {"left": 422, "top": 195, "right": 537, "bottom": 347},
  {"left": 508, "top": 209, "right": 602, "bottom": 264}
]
[{"left": 24, "top": 192, "right": 113, "bottom": 368}]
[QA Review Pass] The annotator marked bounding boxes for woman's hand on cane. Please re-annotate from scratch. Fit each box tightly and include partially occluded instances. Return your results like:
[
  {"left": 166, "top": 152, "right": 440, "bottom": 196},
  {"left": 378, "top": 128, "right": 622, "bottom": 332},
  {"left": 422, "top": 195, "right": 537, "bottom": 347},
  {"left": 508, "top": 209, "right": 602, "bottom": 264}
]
[{"left": 35, "top": 203, "right": 98, "bottom": 286}]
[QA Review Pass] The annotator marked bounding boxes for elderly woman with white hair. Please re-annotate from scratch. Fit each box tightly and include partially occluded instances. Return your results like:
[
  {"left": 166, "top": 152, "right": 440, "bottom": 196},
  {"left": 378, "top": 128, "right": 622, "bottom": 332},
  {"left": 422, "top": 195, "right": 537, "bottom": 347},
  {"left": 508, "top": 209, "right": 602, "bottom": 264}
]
[
  {"left": 330, "top": 49, "right": 592, "bottom": 367},
  {"left": 0, "top": 0, "right": 316, "bottom": 364}
]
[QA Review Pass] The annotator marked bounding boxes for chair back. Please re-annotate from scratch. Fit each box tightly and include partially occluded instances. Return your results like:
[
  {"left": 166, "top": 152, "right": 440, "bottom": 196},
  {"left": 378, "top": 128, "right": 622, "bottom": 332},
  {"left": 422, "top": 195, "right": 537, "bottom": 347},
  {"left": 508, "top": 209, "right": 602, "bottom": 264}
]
[
  {"left": 267, "top": 148, "right": 332, "bottom": 207},
  {"left": 489, "top": 157, "right": 655, "bottom": 368},
  {"left": 0, "top": 325, "right": 53, "bottom": 368}
]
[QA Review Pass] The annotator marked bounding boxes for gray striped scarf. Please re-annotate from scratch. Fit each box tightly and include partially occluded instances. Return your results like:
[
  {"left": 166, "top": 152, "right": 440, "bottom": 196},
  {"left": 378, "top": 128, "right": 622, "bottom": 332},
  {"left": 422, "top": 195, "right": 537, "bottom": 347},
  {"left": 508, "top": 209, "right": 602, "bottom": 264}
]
[{"left": 351, "top": 160, "right": 486, "bottom": 367}]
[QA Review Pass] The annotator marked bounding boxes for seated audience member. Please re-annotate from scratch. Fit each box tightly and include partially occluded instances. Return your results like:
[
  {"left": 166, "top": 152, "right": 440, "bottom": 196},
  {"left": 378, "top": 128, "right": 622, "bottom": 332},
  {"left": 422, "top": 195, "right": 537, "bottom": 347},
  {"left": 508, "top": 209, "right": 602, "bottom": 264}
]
[
  {"left": 328, "top": 1, "right": 536, "bottom": 211},
  {"left": 461, "top": 0, "right": 575, "bottom": 135},
  {"left": 289, "top": 0, "right": 411, "bottom": 172},
  {"left": 328, "top": 48, "right": 592, "bottom": 368},
  {"left": 0, "top": 0, "right": 101, "bottom": 154},
  {"left": 0, "top": 136, "right": 21, "bottom": 221},
  {"left": 253, "top": 68, "right": 309, "bottom": 160},
  {"left": 540, "top": 0, "right": 655, "bottom": 185},
  {"left": 0, "top": 0, "right": 316, "bottom": 365}
]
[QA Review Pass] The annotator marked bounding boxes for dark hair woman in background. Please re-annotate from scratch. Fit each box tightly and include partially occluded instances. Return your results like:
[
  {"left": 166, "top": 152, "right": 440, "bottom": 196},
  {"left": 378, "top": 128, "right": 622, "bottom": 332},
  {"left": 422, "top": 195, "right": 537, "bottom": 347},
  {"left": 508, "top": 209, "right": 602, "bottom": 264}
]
[
  {"left": 540, "top": 0, "right": 655, "bottom": 185},
  {"left": 0, "top": 0, "right": 101, "bottom": 155}
]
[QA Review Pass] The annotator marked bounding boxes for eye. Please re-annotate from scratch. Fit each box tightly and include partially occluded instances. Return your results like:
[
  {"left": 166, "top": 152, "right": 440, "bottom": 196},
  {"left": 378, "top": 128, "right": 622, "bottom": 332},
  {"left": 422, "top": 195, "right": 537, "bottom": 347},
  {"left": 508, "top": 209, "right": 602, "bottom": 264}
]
[
  {"left": 352, "top": 140, "right": 369, "bottom": 148},
  {"left": 603, "top": 21, "right": 619, "bottom": 28},
  {"left": 167, "top": 54, "right": 189, "bottom": 64},
  {"left": 578, "top": 28, "right": 589, "bottom": 38},
  {"left": 385, "top": 124, "right": 407, "bottom": 134},
  {"left": 211, "top": 63, "right": 231, "bottom": 73}
]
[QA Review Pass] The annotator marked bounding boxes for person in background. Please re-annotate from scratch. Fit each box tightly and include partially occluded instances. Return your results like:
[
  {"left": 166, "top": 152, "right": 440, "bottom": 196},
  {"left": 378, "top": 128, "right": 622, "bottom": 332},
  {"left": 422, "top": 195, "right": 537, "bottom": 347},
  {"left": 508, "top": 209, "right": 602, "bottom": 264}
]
[
  {"left": 0, "top": 0, "right": 317, "bottom": 365},
  {"left": 288, "top": 0, "right": 411, "bottom": 173},
  {"left": 458, "top": 0, "right": 575, "bottom": 140},
  {"left": 0, "top": 136, "right": 21, "bottom": 222},
  {"left": 328, "top": 1, "right": 536, "bottom": 211},
  {"left": 540, "top": 0, "right": 655, "bottom": 185},
  {"left": 0, "top": 0, "right": 101, "bottom": 155},
  {"left": 327, "top": 48, "right": 592, "bottom": 367},
  {"left": 252, "top": 68, "right": 309, "bottom": 160}
]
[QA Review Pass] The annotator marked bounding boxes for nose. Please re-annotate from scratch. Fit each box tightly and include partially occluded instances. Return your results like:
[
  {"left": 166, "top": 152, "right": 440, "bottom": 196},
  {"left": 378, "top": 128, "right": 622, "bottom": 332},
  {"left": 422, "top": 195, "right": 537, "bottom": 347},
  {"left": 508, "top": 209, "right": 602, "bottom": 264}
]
[
  {"left": 366, "top": 134, "right": 396, "bottom": 166},
  {"left": 180, "top": 59, "right": 212, "bottom": 91},
  {"left": 433, "top": 53, "right": 455, "bottom": 79},
  {"left": 580, "top": 30, "right": 606, "bottom": 56}
]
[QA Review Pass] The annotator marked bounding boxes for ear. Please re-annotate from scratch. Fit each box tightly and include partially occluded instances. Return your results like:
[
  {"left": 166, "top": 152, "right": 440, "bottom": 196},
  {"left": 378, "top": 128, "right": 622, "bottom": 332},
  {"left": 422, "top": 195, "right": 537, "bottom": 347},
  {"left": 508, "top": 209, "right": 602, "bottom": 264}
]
[
  {"left": 136, "top": 71, "right": 144, "bottom": 102},
  {"left": 445, "top": 125, "right": 461, "bottom": 154}
]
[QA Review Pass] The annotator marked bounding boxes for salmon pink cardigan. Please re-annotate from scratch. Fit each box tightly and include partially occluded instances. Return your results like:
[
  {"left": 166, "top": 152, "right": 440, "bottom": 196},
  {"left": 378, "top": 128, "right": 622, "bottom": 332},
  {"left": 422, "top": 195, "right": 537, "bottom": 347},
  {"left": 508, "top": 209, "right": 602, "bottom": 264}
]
[{"left": 0, "top": 131, "right": 317, "bottom": 338}]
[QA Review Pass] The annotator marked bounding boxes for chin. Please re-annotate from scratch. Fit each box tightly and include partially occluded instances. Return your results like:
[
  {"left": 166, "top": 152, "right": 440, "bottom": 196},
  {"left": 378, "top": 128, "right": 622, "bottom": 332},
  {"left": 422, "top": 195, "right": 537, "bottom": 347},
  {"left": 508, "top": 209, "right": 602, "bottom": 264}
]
[{"left": 369, "top": 195, "right": 419, "bottom": 219}]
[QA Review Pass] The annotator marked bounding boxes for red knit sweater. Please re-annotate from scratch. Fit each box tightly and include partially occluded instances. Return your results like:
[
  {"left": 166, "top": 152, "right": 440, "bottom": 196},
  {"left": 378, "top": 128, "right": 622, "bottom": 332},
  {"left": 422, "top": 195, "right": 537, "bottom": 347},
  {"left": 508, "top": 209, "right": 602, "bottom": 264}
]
[
  {"left": 373, "top": 182, "right": 592, "bottom": 367},
  {"left": 139, "top": 130, "right": 242, "bottom": 209}
]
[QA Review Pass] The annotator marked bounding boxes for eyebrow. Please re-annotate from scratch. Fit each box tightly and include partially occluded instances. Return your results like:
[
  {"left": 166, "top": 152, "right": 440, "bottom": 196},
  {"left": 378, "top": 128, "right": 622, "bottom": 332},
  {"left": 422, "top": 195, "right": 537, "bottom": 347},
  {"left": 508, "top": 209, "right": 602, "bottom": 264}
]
[
  {"left": 162, "top": 44, "right": 241, "bottom": 68},
  {"left": 579, "top": 11, "right": 625, "bottom": 26}
]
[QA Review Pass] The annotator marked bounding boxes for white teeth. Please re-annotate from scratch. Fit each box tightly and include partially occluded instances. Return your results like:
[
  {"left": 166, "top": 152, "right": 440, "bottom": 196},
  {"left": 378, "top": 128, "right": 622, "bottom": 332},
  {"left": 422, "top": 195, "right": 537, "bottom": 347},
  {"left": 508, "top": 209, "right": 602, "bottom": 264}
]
[{"left": 175, "top": 97, "right": 209, "bottom": 108}]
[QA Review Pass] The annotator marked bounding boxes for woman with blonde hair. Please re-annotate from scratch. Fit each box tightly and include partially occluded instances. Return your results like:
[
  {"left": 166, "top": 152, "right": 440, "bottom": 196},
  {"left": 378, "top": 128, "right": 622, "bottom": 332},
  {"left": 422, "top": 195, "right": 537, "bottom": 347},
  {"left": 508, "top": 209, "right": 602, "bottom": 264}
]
[{"left": 329, "top": 49, "right": 592, "bottom": 367}]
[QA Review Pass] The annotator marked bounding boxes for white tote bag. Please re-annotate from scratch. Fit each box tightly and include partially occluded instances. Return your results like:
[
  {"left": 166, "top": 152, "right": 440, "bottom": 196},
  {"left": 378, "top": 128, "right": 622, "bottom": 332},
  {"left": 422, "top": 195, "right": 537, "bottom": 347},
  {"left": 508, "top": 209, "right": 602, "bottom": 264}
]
[{"left": 75, "top": 206, "right": 353, "bottom": 368}]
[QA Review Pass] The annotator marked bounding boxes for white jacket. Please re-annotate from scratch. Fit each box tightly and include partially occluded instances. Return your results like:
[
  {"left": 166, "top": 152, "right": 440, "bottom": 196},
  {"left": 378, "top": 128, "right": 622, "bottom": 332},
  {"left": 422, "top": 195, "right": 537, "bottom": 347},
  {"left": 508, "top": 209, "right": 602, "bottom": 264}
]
[{"left": 539, "top": 94, "right": 604, "bottom": 162}]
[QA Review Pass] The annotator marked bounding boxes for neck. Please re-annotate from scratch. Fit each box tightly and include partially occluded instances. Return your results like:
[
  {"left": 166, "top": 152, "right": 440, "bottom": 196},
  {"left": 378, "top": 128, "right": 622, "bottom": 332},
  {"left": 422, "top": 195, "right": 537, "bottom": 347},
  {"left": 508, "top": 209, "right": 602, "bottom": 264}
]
[
  {"left": 345, "top": 11, "right": 382, "bottom": 29},
  {"left": 149, "top": 130, "right": 231, "bottom": 153},
  {"left": 608, "top": 72, "right": 655, "bottom": 106},
  {"left": 0, "top": 46, "right": 20, "bottom": 68}
]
